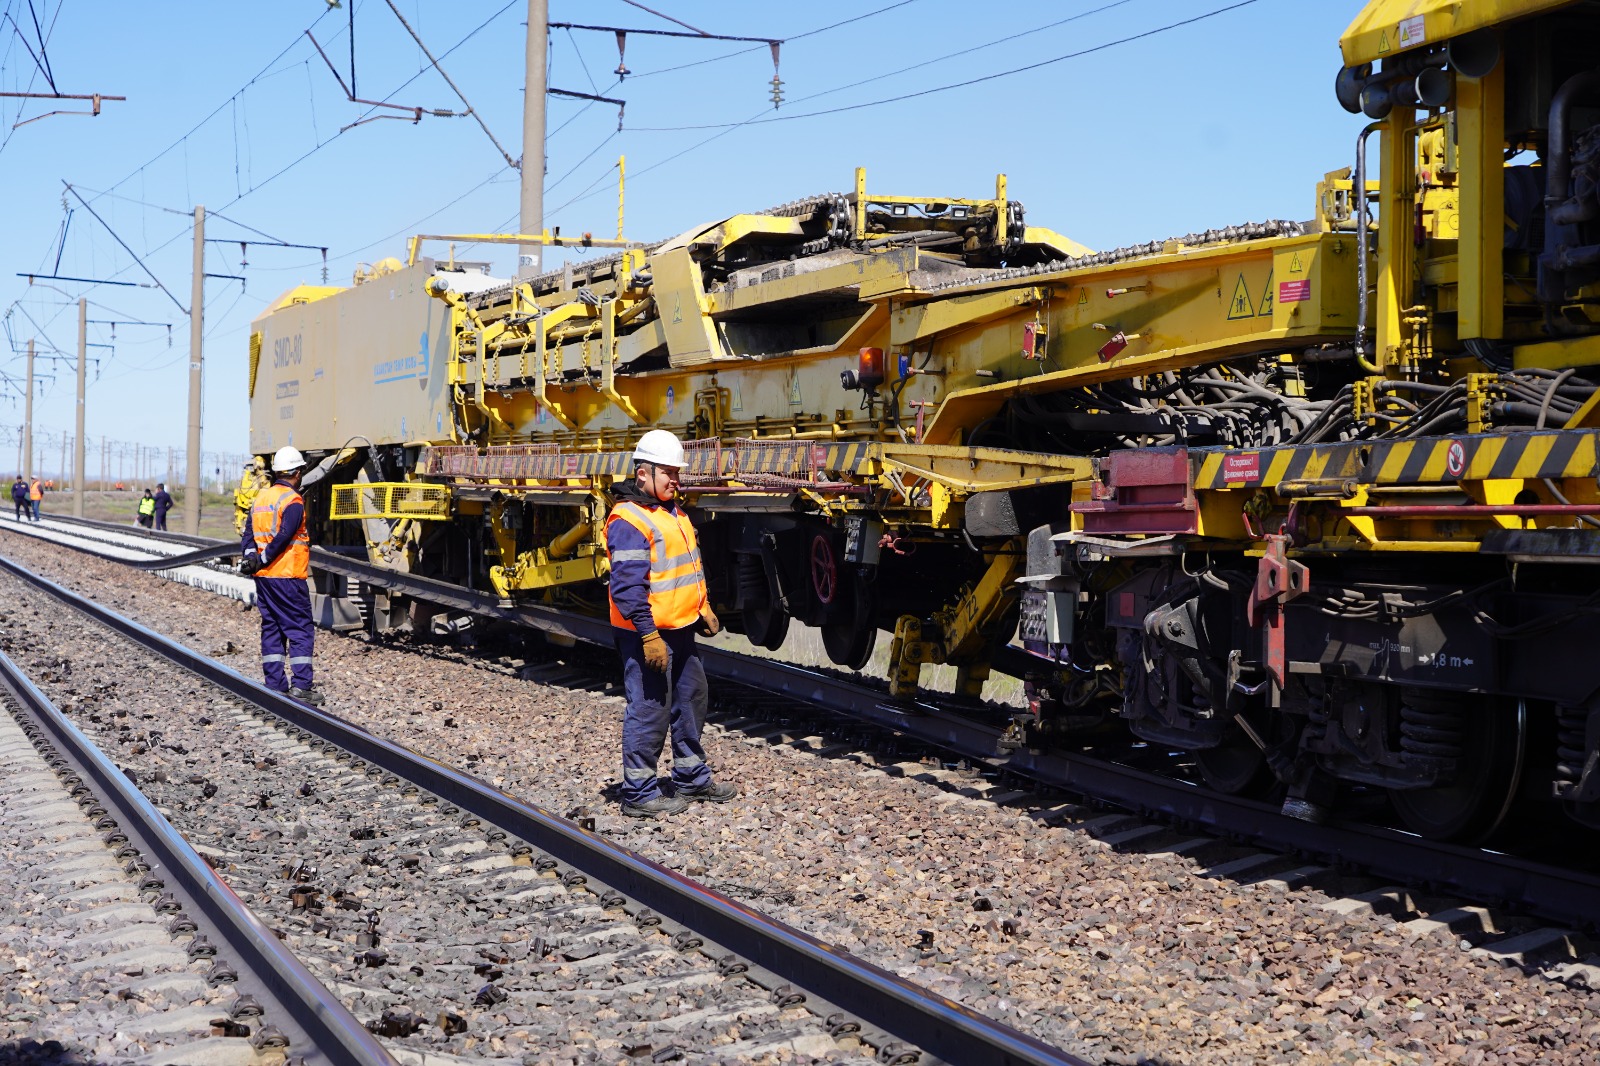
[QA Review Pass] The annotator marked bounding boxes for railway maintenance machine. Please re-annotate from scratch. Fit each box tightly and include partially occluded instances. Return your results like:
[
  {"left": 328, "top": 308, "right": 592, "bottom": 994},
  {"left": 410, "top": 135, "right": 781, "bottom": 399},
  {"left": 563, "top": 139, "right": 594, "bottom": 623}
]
[{"left": 250, "top": 0, "right": 1600, "bottom": 844}]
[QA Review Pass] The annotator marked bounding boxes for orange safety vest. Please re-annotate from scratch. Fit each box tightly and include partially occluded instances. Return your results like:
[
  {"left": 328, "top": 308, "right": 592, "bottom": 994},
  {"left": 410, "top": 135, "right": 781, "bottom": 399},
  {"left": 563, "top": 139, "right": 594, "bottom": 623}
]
[
  {"left": 250, "top": 482, "right": 311, "bottom": 580},
  {"left": 606, "top": 498, "right": 706, "bottom": 631},
  {"left": 28, "top": 480, "right": 41, "bottom": 501}
]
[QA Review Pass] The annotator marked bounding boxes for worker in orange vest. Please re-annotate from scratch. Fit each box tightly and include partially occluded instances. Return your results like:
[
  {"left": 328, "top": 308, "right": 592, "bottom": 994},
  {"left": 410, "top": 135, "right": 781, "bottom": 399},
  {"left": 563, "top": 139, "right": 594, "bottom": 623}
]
[
  {"left": 27, "top": 476, "right": 42, "bottom": 522},
  {"left": 240, "top": 446, "right": 323, "bottom": 705},
  {"left": 604, "top": 429, "right": 735, "bottom": 817}
]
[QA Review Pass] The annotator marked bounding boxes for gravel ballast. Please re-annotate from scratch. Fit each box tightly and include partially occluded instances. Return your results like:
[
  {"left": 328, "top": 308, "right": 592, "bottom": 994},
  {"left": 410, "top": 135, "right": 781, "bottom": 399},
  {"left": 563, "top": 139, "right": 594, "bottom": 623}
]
[{"left": 4, "top": 536, "right": 1599, "bottom": 1065}]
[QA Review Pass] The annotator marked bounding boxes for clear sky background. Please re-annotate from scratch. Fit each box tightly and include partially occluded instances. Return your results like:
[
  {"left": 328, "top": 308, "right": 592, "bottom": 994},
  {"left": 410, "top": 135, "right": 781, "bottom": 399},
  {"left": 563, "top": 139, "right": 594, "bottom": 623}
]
[{"left": 0, "top": 0, "right": 1369, "bottom": 465}]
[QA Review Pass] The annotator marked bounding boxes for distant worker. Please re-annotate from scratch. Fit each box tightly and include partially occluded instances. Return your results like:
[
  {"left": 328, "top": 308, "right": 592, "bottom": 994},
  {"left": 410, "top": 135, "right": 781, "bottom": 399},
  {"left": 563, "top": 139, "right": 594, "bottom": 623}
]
[
  {"left": 233, "top": 459, "right": 270, "bottom": 535},
  {"left": 10, "top": 476, "right": 25, "bottom": 522},
  {"left": 240, "top": 446, "right": 323, "bottom": 706},
  {"left": 136, "top": 489, "right": 155, "bottom": 529},
  {"left": 153, "top": 483, "right": 174, "bottom": 532},
  {"left": 605, "top": 429, "right": 734, "bottom": 817},
  {"left": 27, "top": 476, "right": 42, "bottom": 522}
]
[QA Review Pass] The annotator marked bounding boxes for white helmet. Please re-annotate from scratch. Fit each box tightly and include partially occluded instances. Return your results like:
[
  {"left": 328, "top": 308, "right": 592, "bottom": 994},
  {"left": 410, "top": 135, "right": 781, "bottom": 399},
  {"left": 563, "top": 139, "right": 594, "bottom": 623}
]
[
  {"left": 271, "top": 445, "right": 307, "bottom": 473},
  {"left": 632, "top": 429, "right": 685, "bottom": 468}
]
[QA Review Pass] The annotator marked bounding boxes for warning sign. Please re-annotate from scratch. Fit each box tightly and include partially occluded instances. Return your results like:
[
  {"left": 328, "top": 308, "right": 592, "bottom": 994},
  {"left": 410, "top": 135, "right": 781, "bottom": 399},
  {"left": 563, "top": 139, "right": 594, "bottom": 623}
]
[
  {"left": 1378, "top": 30, "right": 1390, "bottom": 54},
  {"left": 1446, "top": 440, "right": 1466, "bottom": 478},
  {"left": 787, "top": 369, "right": 803, "bottom": 406},
  {"left": 1222, "top": 453, "right": 1261, "bottom": 483},
  {"left": 1279, "top": 279, "right": 1312, "bottom": 303},
  {"left": 1226, "top": 274, "right": 1255, "bottom": 320},
  {"left": 1396, "top": 15, "right": 1425, "bottom": 50},
  {"left": 731, "top": 384, "right": 743, "bottom": 413},
  {"left": 1288, "top": 253, "right": 1304, "bottom": 274},
  {"left": 1077, "top": 288, "right": 1089, "bottom": 307},
  {"left": 1258, "top": 270, "right": 1274, "bottom": 318}
]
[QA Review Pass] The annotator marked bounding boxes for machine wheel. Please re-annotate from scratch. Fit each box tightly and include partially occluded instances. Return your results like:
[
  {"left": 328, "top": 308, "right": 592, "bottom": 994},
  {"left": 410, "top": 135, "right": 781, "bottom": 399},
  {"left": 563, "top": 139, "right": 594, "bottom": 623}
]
[
  {"left": 737, "top": 553, "right": 789, "bottom": 651},
  {"left": 1196, "top": 709, "right": 1284, "bottom": 796},
  {"left": 1389, "top": 695, "right": 1526, "bottom": 844},
  {"left": 745, "top": 599, "right": 790, "bottom": 652},
  {"left": 821, "top": 575, "right": 876, "bottom": 671},
  {"left": 1196, "top": 737, "right": 1273, "bottom": 796}
]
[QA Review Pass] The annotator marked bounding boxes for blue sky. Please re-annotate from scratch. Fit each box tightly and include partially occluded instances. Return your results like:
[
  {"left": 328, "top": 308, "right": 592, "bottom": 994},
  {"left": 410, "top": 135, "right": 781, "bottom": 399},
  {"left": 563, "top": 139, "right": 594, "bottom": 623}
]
[{"left": 0, "top": 0, "right": 1367, "bottom": 459}]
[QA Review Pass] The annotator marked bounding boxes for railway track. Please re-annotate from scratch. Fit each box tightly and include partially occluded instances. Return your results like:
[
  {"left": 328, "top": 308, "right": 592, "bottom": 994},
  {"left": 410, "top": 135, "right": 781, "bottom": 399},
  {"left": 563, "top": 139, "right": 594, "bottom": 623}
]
[
  {"left": 0, "top": 614, "right": 392, "bottom": 1063},
  {"left": 11, "top": 513, "right": 1600, "bottom": 981},
  {"left": 0, "top": 546, "right": 1083, "bottom": 1065}
]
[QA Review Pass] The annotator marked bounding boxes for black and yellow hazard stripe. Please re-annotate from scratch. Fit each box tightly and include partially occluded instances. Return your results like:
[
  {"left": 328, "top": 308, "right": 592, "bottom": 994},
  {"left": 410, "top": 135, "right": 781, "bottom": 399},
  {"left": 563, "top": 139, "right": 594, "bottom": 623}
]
[
  {"left": 419, "top": 439, "right": 876, "bottom": 483},
  {"left": 1194, "top": 430, "right": 1600, "bottom": 490}
]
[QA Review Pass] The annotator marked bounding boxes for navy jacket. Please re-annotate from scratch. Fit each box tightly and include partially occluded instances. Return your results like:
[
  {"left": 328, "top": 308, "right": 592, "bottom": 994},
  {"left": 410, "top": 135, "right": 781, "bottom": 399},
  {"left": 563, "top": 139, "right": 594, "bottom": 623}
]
[
  {"left": 10, "top": 480, "right": 25, "bottom": 503},
  {"left": 153, "top": 490, "right": 173, "bottom": 516}
]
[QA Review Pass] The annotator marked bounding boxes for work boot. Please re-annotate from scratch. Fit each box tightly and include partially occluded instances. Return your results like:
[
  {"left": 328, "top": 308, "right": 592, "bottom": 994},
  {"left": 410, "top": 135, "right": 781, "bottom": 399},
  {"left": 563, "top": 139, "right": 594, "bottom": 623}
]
[
  {"left": 679, "top": 781, "right": 737, "bottom": 803},
  {"left": 621, "top": 794, "right": 689, "bottom": 818},
  {"left": 289, "top": 686, "right": 326, "bottom": 707}
]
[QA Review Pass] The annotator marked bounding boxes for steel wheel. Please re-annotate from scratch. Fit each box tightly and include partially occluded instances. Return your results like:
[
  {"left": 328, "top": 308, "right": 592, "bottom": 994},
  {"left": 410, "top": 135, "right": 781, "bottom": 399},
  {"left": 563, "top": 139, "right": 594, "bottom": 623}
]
[{"left": 1390, "top": 695, "right": 1526, "bottom": 844}]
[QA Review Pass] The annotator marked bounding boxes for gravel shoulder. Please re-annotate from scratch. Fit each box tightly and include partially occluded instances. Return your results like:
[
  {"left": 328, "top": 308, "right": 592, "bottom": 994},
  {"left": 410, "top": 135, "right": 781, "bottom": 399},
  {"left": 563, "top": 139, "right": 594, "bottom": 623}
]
[{"left": 5, "top": 535, "right": 1599, "bottom": 1065}]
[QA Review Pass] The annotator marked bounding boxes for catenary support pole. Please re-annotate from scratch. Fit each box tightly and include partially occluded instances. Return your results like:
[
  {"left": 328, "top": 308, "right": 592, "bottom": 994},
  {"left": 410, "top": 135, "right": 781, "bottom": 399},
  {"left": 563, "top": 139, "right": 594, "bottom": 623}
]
[
  {"left": 185, "top": 205, "right": 204, "bottom": 535},
  {"left": 22, "top": 340, "right": 32, "bottom": 479},
  {"left": 74, "top": 298, "right": 86, "bottom": 517},
  {"left": 518, "top": 0, "right": 548, "bottom": 278}
]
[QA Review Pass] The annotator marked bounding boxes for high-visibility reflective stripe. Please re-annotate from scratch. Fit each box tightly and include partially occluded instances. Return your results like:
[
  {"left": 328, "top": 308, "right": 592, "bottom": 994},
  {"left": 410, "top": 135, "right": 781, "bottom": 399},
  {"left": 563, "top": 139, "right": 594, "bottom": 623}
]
[
  {"left": 607, "top": 498, "right": 706, "bottom": 631},
  {"left": 261, "top": 654, "right": 286, "bottom": 663},
  {"left": 623, "top": 767, "right": 656, "bottom": 781},
  {"left": 650, "top": 572, "right": 704, "bottom": 592},
  {"left": 610, "top": 549, "right": 651, "bottom": 562},
  {"left": 674, "top": 753, "right": 705, "bottom": 768},
  {"left": 287, "top": 657, "right": 313, "bottom": 665}
]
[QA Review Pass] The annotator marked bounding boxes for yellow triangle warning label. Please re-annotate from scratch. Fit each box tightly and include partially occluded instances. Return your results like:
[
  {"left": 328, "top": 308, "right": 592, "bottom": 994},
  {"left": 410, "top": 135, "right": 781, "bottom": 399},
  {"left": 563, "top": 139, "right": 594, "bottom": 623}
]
[
  {"left": 1288, "top": 253, "right": 1304, "bottom": 274},
  {"left": 1378, "top": 30, "right": 1390, "bottom": 54},
  {"left": 1227, "top": 274, "right": 1255, "bottom": 320},
  {"left": 787, "top": 369, "right": 803, "bottom": 406},
  {"left": 1258, "top": 270, "right": 1274, "bottom": 318},
  {"left": 1077, "top": 288, "right": 1089, "bottom": 307}
]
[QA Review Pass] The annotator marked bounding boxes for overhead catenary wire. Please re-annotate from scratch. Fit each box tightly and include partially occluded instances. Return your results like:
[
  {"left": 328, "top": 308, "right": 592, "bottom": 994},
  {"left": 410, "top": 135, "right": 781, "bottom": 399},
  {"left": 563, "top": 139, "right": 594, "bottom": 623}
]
[
  {"left": 627, "top": 0, "right": 1260, "bottom": 131},
  {"left": 381, "top": 0, "right": 518, "bottom": 169}
]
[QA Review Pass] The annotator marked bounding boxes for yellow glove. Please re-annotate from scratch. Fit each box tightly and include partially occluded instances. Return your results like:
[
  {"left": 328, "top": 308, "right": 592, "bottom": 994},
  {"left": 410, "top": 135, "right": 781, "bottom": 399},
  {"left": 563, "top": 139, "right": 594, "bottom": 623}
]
[
  {"left": 641, "top": 631, "right": 669, "bottom": 672},
  {"left": 697, "top": 604, "right": 721, "bottom": 637}
]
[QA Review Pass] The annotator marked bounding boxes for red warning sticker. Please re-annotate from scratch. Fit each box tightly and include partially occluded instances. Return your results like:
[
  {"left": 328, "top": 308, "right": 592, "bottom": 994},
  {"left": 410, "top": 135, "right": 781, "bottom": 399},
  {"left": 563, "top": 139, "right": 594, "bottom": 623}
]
[
  {"left": 1279, "top": 279, "right": 1312, "bottom": 303},
  {"left": 1222, "top": 452, "right": 1261, "bottom": 483}
]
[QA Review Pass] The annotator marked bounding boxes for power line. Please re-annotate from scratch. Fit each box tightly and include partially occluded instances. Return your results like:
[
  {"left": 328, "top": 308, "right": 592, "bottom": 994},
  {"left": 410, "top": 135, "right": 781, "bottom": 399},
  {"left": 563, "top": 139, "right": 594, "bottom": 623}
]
[
  {"left": 624, "top": 0, "right": 923, "bottom": 81},
  {"left": 92, "top": 6, "right": 339, "bottom": 200},
  {"left": 62, "top": 182, "right": 188, "bottom": 314},
  {"left": 382, "top": 0, "right": 518, "bottom": 168},
  {"left": 629, "top": 0, "right": 1259, "bottom": 132}
]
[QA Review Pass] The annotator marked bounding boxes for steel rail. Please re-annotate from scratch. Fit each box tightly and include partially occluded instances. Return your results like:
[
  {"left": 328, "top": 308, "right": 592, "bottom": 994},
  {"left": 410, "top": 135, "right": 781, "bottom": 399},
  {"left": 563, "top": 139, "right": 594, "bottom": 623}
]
[
  {"left": 0, "top": 552, "right": 1089, "bottom": 1066},
  {"left": 0, "top": 643, "right": 395, "bottom": 1065},
  {"left": 24, "top": 513, "right": 1600, "bottom": 929}
]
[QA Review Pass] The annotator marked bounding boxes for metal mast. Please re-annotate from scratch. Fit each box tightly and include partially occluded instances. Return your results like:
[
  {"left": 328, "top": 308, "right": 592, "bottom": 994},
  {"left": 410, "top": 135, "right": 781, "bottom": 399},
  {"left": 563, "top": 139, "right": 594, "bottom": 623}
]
[{"left": 518, "top": 0, "right": 548, "bottom": 277}]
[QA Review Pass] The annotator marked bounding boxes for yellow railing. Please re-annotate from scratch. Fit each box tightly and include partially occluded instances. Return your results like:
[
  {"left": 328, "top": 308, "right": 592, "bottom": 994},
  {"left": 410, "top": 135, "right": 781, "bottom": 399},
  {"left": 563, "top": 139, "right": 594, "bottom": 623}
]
[{"left": 330, "top": 483, "right": 451, "bottom": 521}]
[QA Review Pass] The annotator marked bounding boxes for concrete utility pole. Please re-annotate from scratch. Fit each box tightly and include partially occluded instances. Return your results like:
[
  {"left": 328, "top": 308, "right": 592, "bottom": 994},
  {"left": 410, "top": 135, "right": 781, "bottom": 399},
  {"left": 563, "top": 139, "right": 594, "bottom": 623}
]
[
  {"left": 185, "top": 205, "right": 204, "bottom": 535},
  {"left": 74, "top": 298, "right": 86, "bottom": 517},
  {"left": 22, "top": 339, "right": 33, "bottom": 479},
  {"left": 518, "top": 0, "right": 548, "bottom": 278}
]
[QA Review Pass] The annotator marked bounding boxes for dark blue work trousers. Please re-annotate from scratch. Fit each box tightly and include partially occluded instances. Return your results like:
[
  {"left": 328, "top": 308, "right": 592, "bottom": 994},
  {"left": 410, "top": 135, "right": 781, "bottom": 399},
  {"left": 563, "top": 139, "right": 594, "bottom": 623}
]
[
  {"left": 616, "top": 625, "right": 713, "bottom": 804},
  {"left": 256, "top": 575, "right": 314, "bottom": 691}
]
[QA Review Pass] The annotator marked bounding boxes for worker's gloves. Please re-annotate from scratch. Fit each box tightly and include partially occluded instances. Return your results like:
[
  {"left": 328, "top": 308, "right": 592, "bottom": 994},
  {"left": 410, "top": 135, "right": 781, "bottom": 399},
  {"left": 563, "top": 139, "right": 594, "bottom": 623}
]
[
  {"left": 696, "top": 604, "right": 721, "bottom": 638},
  {"left": 641, "top": 631, "right": 670, "bottom": 672},
  {"left": 239, "top": 553, "right": 263, "bottom": 576}
]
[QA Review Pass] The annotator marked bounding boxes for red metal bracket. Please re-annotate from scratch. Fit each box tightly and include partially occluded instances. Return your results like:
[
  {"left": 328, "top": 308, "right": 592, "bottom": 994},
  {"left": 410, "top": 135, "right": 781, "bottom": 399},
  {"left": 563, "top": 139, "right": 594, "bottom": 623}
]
[{"left": 1246, "top": 533, "right": 1308, "bottom": 692}]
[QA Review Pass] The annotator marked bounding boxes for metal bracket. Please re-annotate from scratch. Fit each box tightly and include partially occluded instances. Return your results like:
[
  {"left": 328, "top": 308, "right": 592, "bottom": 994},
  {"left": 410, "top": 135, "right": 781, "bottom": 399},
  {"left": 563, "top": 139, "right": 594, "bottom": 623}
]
[{"left": 1245, "top": 533, "right": 1308, "bottom": 693}]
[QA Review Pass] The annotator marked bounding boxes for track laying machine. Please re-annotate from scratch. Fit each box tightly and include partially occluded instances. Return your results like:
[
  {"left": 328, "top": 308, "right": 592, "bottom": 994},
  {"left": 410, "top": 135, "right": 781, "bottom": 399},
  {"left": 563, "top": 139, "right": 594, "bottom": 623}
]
[{"left": 251, "top": 0, "right": 1600, "bottom": 843}]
